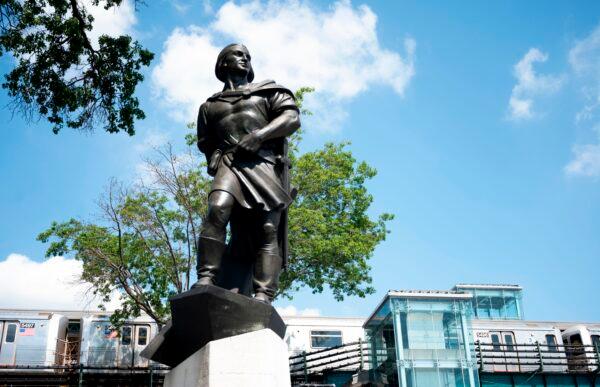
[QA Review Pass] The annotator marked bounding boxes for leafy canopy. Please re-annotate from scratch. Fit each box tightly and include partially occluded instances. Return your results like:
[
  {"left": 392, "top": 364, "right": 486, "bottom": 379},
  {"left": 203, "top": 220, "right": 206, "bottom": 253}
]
[
  {"left": 38, "top": 90, "right": 393, "bottom": 326},
  {"left": 0, "top": 0, "right": 153, "bottom": 134}
]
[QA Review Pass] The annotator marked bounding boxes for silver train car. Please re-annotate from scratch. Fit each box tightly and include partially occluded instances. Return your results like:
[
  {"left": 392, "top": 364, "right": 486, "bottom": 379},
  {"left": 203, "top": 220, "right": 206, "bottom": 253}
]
[
  {"left": 559, "top": 323, "right": 600, "bottom": 372},
  {"left": 472, "top": 319, "right": 568, "bottom": 373},
  {"left": 0, "top": 309, "right": 158, "bottom": 370},
  {"left": 0, "top": 310, "right": 68, "bottom": 367}
]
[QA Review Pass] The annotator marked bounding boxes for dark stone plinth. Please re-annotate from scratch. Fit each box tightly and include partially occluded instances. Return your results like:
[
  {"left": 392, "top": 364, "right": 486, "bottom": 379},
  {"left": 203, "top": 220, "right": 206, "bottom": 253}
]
[{"left": 140, "top": 285, "right": 286, "bottom": 367}]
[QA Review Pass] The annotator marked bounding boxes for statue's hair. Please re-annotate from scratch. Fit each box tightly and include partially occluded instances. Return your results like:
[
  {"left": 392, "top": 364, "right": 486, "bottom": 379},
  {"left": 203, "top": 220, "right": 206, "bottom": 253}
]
[{"left": 215, "top": 43, "right": 255, "bottom": 83}]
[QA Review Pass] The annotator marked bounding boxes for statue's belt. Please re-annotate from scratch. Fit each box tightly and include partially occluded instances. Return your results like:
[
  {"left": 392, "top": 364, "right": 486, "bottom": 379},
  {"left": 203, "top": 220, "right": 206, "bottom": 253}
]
[{"left": 215, "top": 145, "right": 291, "bottom": 167}]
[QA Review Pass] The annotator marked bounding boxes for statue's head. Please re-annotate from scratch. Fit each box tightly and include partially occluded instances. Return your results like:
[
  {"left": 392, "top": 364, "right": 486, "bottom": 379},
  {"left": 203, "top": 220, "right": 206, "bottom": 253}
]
[{"left": 215, "top": 43, "right": 255, "bottom": 83}]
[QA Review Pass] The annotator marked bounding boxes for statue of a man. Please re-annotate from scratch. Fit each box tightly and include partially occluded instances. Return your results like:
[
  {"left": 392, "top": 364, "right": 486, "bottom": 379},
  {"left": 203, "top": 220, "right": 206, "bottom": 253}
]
[{"left": 193, "top": 44, "right": 300, "bottom": 304}]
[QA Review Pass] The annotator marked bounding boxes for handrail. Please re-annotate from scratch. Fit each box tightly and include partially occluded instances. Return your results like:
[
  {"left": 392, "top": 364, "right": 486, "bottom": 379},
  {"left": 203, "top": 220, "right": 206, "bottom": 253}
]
[
  {"left": 0, "top": 364, "right": 170, "bottom": 371},
  {"left": 289, "top": 340, "right": 371, "bottom": 377},
  {"left": 288, "top": 340, "right": 364, "bottom": 360}
]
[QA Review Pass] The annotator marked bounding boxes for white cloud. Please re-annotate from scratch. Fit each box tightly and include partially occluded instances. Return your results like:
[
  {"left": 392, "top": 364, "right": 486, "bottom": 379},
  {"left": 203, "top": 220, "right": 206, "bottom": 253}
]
[
  {"left": 565, "top": 125, "right": 600, "bottom": 177},
  {"left": 202, "top": 0, "right": 214, "bottom": 14},
  {"left": 171, "top": 1, "right": 191, "bottom": 14},
  {"left": 564, "top": 24, "right": 600, "bottom": 177},
  {"left": 0, "top": 254, "right": 121, "bottom": 311},
  {"left": 276, "top": 305, "right": 321, "bottom": 317},
  {"left": 81, "top": 0, "right": 137, "bottom": 45},
  {"left": 151, "top": 0, "right": 416, "bottom": 130},
  {"left": 565, "top": 144, "right": 600, "bottom": 177},
  {"left": 133, "top": 131, "right": 170, "bottom": 154},
  {"left": 569, "top": 25, "right": 600, "bottom": 124},
  {"left": 569, "top": 24, "right": 600, "bottom": 76},
  {"left": 508, "top": 48, "right": 564, "bottom": 120}
]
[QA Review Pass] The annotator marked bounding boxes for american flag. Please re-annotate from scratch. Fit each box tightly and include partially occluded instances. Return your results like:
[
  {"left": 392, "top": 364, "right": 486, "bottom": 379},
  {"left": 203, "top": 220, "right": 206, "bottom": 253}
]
[
  {"left": 19, "top": 323, "right": 35, "bottom": 336},
  {"left": 104, "top": 326, "right": 118, "bottom": 339}
]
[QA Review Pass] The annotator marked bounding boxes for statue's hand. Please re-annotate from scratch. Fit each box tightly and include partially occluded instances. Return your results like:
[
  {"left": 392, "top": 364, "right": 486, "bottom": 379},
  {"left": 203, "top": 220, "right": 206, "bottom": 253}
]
[{"left": 238, "top": 131, "right": 263, "bottom": 153}]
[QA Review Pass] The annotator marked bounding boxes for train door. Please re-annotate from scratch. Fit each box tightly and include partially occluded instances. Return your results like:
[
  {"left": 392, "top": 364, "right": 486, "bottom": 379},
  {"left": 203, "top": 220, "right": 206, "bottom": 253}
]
[
  {"left": 564, "top": 333, "right": 587, "bottom": 371},
  {"left": 0, "top": 321, "right": 19, "bottom": 365},
  {"left": 133, "top": 325, "right": 150, "bottom": 367},
  {"left": 62, "top": 320, "right": 82, "bottom": 366},
  {"left": 490, "top": 331, "right": 518, "bottom": 372},
  {"left": 117, "top": 325, "right": 134, "bottom": 367}
]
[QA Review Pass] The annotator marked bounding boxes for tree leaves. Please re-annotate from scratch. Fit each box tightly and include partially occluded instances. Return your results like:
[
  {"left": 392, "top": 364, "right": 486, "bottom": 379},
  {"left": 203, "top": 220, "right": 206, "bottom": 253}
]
[
  {"left": 0, "top": 0, "right": 153, "bottom": 134},
  {"left": 282, "top": 142, "right": 393, "bottom": 301},
  {"left": 38, "top": 148, "right": 208, "bottom": 326}
]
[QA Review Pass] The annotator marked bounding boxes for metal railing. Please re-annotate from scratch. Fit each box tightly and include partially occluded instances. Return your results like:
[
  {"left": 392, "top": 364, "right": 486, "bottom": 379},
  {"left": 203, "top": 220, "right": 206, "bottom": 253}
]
[
  {"left": 476, "top": 341, "right": 600, "bottom": 374},
  {"left": 289, "top": 339, "right": 370, "bottom": 384},
  {"left": 290, "top": 340, "right": 600, "bottom": 379}
]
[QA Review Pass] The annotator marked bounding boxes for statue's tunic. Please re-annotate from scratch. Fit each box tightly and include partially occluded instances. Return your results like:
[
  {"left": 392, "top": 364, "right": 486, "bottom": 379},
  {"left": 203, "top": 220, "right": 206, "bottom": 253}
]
[{"left": 197, "top": 80, "right": 298, "bottom": 212}]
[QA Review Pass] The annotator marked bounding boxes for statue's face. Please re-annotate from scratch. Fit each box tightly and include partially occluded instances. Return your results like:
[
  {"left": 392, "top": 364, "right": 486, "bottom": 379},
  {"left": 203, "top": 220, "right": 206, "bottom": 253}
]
[{"left": 223, "top": 46, "right": 252, "bottom": 78}]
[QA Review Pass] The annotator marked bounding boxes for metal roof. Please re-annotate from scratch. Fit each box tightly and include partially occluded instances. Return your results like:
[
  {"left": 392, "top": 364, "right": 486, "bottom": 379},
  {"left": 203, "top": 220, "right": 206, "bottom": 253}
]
[
  {"left": 364, "top": 289, "right": 473, "bottom": 327},
  {"left": 388, "top": 290, "right": 473, "bottom": 299},
  {"left": 452, "top": 283, "right": 522, "bottom": 290}
]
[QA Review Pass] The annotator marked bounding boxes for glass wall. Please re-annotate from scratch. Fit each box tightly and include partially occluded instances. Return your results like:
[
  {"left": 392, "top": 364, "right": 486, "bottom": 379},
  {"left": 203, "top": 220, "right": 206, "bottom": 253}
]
[
  {"left": 365, "top": 295, "right": 479, "bottom": 387},
  {"left": 454, "top": 287, "right": 523, "bottom": 320}
]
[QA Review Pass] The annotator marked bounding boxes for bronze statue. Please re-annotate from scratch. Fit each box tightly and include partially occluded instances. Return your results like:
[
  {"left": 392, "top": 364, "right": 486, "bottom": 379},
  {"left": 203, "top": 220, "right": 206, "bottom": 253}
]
[{"left": 193, "top": 43, "right": 300, "bottom": 304}]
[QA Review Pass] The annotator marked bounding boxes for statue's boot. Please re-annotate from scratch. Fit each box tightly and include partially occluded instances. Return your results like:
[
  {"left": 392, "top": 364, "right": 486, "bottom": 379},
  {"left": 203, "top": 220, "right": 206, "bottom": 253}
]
[
  {"left": 192, "top": 236, "right": 226, "bottom": 288},
  {"left": 253, "top": 252, "right": 282, "bottom": 304}
]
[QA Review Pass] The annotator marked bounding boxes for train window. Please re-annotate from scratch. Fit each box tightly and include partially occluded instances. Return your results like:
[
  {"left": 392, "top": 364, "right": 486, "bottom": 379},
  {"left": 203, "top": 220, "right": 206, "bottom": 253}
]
[
  {"left": 121, "top": 326, "right": 132, "bottom": 345},
  {"left": 138, "top": 327, "right": 148, "bottom": 346},
  {"left": 545, "top": 335, "right": 557, "bottom": 352},
  {"left": 491, "top": 333, "right": 501, "bottom": 351},
  {"left": 67, "top": 321, "right": 81, "bottom": 334},
  {"left": 5, "top": 323, "right": 17, "bottom": 343},
  {"left": 310, "top": 330, "right": 342, "bottom": 348},
  {"left": 504, "top": 334, "right": 515, "bottom": 351}
]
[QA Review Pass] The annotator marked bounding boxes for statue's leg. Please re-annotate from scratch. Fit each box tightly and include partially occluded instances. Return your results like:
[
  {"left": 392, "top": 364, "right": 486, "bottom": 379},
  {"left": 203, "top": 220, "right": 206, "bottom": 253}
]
[
  {"left": 194, "top": 190, "right": 235, "bottom": 287},
  {"left": 253, "top": 209, "right": 283, "bottom": 303}
]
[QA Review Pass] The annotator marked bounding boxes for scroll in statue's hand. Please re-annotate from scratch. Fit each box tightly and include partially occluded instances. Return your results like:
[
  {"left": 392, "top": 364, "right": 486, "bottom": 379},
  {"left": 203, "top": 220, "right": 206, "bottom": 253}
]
[{"left": 238, "top": 131, "right": 263, "bottom": 153}]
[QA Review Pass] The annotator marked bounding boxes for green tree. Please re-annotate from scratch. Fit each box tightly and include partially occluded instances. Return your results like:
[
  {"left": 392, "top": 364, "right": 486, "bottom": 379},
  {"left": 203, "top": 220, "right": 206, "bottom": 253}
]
[
  {"left": 38, "top": 90, "right": 393, "bottom": 326},
  {"left": 0, "top": 0, "right": 153, "bottom": 134}
]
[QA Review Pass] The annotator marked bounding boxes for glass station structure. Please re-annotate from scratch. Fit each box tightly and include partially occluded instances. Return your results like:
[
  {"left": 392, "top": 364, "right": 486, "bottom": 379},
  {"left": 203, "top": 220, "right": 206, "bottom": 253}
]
[
  {"left": 452, "top": 284, "right": 523, "bottom": 320},
  {"left": 364, "top": 285, "right": 524, "bottom": 387}
]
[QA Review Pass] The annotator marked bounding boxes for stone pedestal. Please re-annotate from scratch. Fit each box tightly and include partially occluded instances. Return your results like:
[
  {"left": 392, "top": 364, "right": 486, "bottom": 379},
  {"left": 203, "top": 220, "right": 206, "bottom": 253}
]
[
  {"left": 141, "top": 285, "right": 286, "bottom": 367},
  {"left": 163, "top": 329, "right": 291, "bottom": 387}
]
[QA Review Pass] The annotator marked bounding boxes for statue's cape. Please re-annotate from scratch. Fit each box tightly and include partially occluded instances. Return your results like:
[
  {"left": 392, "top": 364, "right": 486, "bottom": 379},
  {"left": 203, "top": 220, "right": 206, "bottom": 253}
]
[{"left": 207, "top": 80, "right": 295, "bottom": 104}]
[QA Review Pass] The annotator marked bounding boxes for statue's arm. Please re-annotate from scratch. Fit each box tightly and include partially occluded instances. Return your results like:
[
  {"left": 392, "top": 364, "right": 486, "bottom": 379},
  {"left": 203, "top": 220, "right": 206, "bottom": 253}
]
[
  {"left": 238, "top": 89, "right": 300, "bottom": 153},
  {"left": 237, "top": 109, "right": 299, "bottom": 154},
  {"left": 256, "top": 109, "right": 300, "bottom": 142},
  {"left": 196, "top": 103, "right": 214, "bottom": 162}
]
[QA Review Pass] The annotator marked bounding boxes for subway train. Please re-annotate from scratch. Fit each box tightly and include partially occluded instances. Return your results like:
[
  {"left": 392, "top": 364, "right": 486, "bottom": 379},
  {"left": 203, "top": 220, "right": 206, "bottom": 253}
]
[
  {"left": 472, "top": 319, "right": 600, "bottom": 373},
  {"left": 2, "top": 308, "right": 599, "bottom": 374},
  {"left": 0, "top": 308, "right": 158, "bottom": 369}
]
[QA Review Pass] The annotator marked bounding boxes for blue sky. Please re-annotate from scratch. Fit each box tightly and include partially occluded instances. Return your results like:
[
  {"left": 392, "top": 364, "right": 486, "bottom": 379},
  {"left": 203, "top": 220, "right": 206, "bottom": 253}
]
[{"left": 1, "top": 0, "right": 599, "bottom": 321}]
